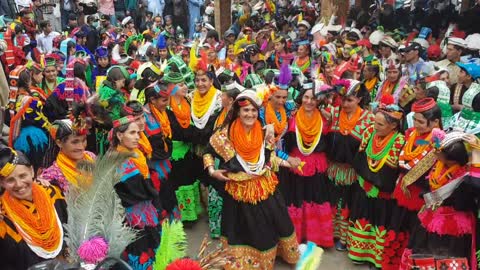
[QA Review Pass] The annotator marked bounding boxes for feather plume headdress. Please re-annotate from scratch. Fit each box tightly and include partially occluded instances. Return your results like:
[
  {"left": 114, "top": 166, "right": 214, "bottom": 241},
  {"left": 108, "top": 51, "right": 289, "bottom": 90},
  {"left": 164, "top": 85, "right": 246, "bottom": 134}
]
[
  {"left": 277, "top": 63, "right": 292, "bottom": 90},
  {"left": 64, "top": 152, "right": 138, "bottom": 265}
]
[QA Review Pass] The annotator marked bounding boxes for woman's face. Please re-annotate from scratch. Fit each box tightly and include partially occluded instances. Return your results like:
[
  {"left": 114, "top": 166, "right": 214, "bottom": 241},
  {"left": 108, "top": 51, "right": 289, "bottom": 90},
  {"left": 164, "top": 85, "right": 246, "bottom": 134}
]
[
  {"left": 195, "top": 73, "right": 213, "bottom": 95},
  {"left": 342, "top": 44, "right": 353, "bottom": 59},
  {"left": 414, "top": 83, "right": 427, "bottom": 100},
  {"left": 207, "top": 49, "right": 217, "bottom": 62},
  {"left": 44, "top": 66, "right": 57, "bottom": 81},
  {"left": 386, "top": 69, "right": 400, "bottom": 82},
  {"left": 363, "top": 66, "right": 375, "bottom": 80},
  {"left": 413, "top": 112, "right": 438, "bottom": 135},
  {"left": 133, "top": 114, "right": 146, "bottom": 131},
  {"left": 440, "top": 72, "right": 450, "bottom": 86},
  {"left": 98, "top": 57, "right": 109, "bottom": 68},
  {"left": 32, "top": 71, "right": 43, "bottom": 84},
  {"left": 159, "top": 48, "right": 169, "bottom": 59},
  {"left": 274, "top": 41, "right": 285, "bottom": 53},
  {"left": 151, "top": 96, "right": 170, "bottom": 112},
  {"left": 324, "top": 63, "right": 335, "bottom": 77},
  {"left": 341, "top": 95, "right": 360, "bottom": 113},
  {"left": 270, "top": 90, "right": 288, "bottom": 110},
  {"left": 57, "top": 134, "right": 87, "bottom": 161},
  {"left": 115, "top": 78, "right": 126, "bottom": 90},
  {"left": 297, "top": 45, "right": 309, "bottom": 58},
  {"left": 301, "top": 89, "right": 318, "bottom": 112},
  {"left": 238, "top": 103, "right": 258, "bottom": 128},
  {"left": 374, "top": 112, "right": 397, "bottom": 137},
  {"left": 175, "top": 83, "right": 188, "bottom": 98},
  {"left": 57, "top": 62, "right": 64, "bottom": 74},
  {"left": 182, "top": 54, "right": 190, "bottom": 64},
  {"left": 1, "top": 164, "right": 34, "bottom": 201},
  {"left": 227, "top": 47, "right": 235, "bottom": 60},
  {"left": 221, "top": 92, "right": 234, "bottom": 108},
  {"left": 117, "top": 122, "right": 141, "bottom": 150}
]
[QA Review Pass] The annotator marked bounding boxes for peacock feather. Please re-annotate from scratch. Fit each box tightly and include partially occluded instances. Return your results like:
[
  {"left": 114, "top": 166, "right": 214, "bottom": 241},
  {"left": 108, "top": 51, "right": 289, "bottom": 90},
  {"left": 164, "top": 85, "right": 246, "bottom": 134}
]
[{"left": 63, "top": 151, "right": 138, "bottom": 263}]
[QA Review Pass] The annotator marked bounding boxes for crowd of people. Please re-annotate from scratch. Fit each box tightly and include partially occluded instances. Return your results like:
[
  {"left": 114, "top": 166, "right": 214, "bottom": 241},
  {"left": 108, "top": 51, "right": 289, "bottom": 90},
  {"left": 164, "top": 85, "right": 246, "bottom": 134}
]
[{"left": 1, "top": 0, "right": 480, "bottom": 270}]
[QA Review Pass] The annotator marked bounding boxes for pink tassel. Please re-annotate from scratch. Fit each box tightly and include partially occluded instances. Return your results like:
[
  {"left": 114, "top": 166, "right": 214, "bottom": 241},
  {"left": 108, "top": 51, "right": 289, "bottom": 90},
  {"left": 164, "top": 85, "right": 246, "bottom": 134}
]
[
  {"left": 260, "top": 40, "right": 268, "bottom": 52},
  {"left": 418, "top": 207, "right": 474, "bottom": 236},
  {"left": 288, "top": 206, "right": 304, "bottom": 242},
  {"left": 304, "top": 202, "right": 334, "bottom": 247},
  {"left": 239, "top": 62, "right": 253, "bottom": 83},
  {"left": 77, "top": 236, "right": 109, "bottom": 264}
]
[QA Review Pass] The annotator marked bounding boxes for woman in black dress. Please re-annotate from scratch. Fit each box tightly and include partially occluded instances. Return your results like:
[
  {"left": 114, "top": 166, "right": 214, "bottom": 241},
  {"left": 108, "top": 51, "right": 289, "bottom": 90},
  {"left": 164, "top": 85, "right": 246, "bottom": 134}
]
[
  {"left": 0, "top": 147, "right": 67, "bottom": 270},
  {"left": 401, "top": 131, "right": 480, "bottom": 270},
  {"left": 203, "top": 90, "right": 299, "bottom": 269}
]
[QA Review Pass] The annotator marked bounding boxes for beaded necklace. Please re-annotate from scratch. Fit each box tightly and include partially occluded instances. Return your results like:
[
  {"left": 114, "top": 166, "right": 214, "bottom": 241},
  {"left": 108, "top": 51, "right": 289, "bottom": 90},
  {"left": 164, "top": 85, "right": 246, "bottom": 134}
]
[
  {"left": 169, "top": 97, "right": 191, "bottom": 128},
  {"left": 365, "top": 130, "right": 398, "bottom": 172},
  {"left": 1, "top": 183, "right": 63, "bottom": 257},
  {"left": 215, "top": 108, "right": 229, "bottom": 128},
  {"left": 265, "top": 102, "right": 287, "bottom": 140},
  {"left": 399, "top": 130, "right": 432, "bottom": 169},
  {"left": 56, "top": 151, "right": 94, "bottom": 187},
  {"left": 295, "top": 106, "right": 323, "bottom": 155},
  {"left": 229, "top": 119, "right": 263, "bottom": 163},
  {"left": 428, "top": 161, "right": 464, "bottom": 191},
  {"left": 365, "top": 77, "right": 379, "bottom": 92},
  {"left": 149, "top": 103, "right": 172, "bottom": 139},
  {"left": 338, "top": 107, "right": 362, "bottom": 135},
  {"left": 192, "top": 87, "right": 216, "bottom": 118},
  {"left": 295, "top": 56, "right": 311, "bottom": 73}
]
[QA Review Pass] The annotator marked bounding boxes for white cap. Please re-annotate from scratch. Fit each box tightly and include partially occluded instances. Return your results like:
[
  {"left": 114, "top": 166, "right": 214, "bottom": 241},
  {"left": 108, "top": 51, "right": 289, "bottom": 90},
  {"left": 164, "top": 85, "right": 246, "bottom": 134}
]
[
  {"left": 369, "top": 30, "right": 385, "bottom": 46},
  {"left": 298, "top": 20, "right": 311, "bottom": 30},
  {"left": 204, "top": 23, "right": 215, "bottom": 31},
  {"left": 326, "top": 25, "right": 342, "bottom": 33},
  {"left": 466, "top": 33, "right": 480, "bottom": 51},
  {"left": 448, "top": 37, "right": 467, "bottom": 49},
  {"left": 121, "top": 16, "right": 132, "bottom": 26},
  {"left": 350, "top": 28, "right": 363, "bottom": 40},
  {"left": 379, "top": 35, "right": 398, "bottom": 49},
  {"left": 236, "top": 89, "right": 262, "bottom": 107},
  {"left": 413, "top": 38, "right": 429, "bottom": 49},
  {"left": 311, "top": 23, "right": 325, "bottom": 35}
]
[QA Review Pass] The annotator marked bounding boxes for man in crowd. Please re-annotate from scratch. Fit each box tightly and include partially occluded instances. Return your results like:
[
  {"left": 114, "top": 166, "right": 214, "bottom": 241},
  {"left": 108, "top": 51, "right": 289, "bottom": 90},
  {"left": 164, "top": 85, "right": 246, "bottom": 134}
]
[{"left": 36, "top": 20, "right": 60, "bottom": 54}]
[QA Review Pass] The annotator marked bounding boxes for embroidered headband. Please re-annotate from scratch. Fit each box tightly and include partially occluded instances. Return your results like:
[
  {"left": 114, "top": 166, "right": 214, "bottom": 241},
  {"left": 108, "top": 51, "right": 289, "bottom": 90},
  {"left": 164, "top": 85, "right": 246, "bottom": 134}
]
[
  {"left": 378, "top": 105, "right": 404, "bottom": 120},
  {"left": 238, "top": 99, "right": 251, "bottom": 107},
  {"left": 236, "top": 89, "right": 263, "bottom": 107},
  {"left": 112, "top": 115, "right": 136, "bottom": 128},
  {"left": 412, "top": 97, "right": 436, "bottom": 113},
  {"left": 0, "top": 150, "right": 18, "bottom": 177}
]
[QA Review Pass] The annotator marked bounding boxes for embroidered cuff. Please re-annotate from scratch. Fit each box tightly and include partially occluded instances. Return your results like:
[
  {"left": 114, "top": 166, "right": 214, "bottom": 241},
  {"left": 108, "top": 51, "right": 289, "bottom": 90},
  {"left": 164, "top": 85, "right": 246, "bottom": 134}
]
[{"left": 203, "top": 154, "right": 215, "bottom": 169}]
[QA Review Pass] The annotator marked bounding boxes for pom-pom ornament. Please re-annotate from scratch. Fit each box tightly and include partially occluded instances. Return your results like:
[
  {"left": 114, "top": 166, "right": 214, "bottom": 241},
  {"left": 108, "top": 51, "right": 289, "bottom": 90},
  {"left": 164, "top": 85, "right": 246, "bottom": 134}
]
[
  {"left": 166, "top": 258, "right": 202, "bottom": 270},
  {"left": 77, "top": 236, "right": 109, "bottom": 264}
]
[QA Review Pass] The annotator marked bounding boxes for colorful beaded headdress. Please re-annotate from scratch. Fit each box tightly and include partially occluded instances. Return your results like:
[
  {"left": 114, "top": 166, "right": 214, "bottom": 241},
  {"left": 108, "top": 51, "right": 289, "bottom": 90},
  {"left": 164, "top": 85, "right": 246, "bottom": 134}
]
[{"left": 412, "top": 97, "right": 437, "bottom": 113}]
